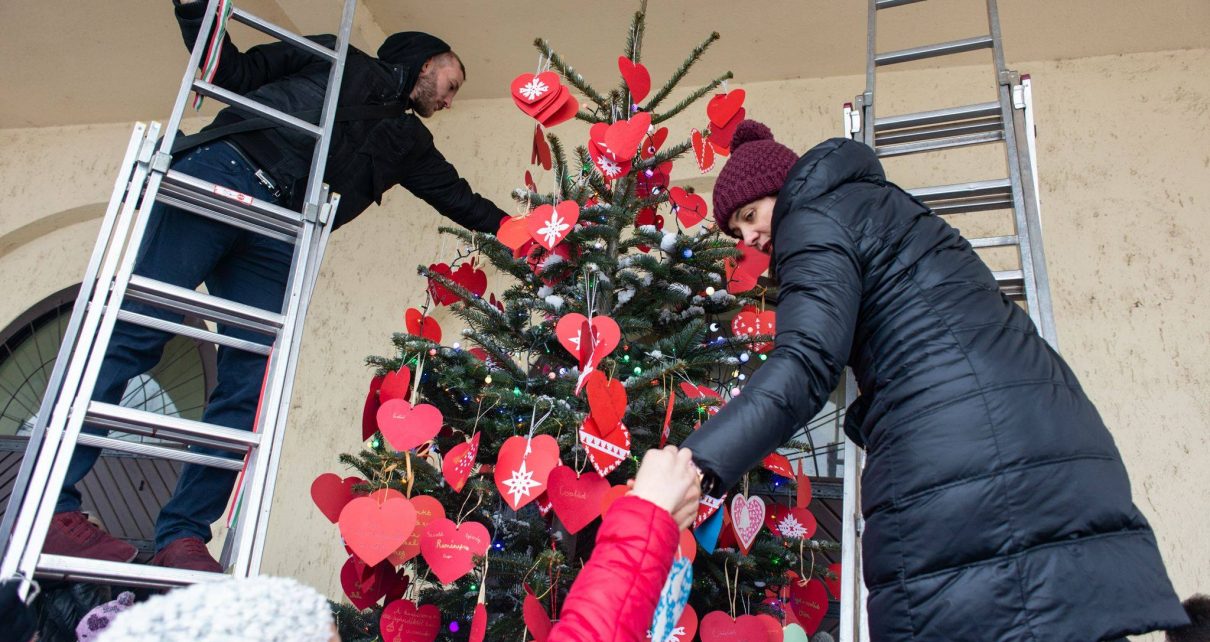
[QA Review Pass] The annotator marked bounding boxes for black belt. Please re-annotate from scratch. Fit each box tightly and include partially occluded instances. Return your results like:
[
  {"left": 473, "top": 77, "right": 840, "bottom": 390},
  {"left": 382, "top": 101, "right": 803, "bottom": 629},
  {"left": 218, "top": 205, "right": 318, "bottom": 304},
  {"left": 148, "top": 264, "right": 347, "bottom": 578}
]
[{"left": 220, "top": 140, "right": 283, "bottom": 200}]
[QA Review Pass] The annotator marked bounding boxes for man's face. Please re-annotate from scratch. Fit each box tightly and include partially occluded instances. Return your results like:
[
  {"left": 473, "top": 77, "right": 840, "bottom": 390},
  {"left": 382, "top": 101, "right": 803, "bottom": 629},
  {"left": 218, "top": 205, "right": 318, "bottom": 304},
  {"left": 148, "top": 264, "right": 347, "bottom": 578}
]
[{"left": 410, "top": 58, "right": 463, "bottom": 118}]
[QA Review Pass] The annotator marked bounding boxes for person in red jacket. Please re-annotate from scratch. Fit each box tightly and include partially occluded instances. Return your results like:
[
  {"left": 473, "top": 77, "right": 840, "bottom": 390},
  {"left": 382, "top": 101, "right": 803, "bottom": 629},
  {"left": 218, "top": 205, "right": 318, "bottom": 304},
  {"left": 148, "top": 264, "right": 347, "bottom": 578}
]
[{"left": 548, "top": 446, "right": 701, "bottom": 642}]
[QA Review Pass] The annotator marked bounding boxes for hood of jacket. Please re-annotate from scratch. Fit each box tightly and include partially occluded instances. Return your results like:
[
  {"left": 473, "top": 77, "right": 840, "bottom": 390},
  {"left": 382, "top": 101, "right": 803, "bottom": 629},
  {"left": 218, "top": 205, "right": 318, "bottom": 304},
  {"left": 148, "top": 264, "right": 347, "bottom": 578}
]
[{"left": 771, "top": 137, "right": 885, "bottom": 239}]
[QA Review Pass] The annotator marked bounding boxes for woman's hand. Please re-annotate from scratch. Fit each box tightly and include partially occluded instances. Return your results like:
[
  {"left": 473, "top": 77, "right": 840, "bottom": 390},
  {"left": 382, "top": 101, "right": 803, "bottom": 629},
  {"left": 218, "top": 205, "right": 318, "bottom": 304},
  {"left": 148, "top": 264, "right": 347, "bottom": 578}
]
[{"left": 630, "top": 446, "right": 703, "bottom": 529}]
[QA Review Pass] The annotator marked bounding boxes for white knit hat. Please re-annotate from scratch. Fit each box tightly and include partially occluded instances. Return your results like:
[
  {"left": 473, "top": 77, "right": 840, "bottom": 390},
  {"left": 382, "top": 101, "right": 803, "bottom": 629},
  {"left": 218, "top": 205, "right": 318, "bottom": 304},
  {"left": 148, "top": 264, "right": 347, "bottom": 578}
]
[{"left": 97, "top": 576, "right": 334, "bottom": 642}]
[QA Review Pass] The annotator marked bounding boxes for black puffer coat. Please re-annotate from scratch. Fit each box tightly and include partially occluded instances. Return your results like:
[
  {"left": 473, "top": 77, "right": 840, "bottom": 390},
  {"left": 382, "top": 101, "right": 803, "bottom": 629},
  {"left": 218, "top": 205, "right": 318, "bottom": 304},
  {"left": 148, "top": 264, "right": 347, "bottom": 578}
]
[
  {"left": 682, "top": 138, "right": 1188, "bottom": 640},
  {"left": 175, "top": 3, "right": 504, "bottom": 231}
]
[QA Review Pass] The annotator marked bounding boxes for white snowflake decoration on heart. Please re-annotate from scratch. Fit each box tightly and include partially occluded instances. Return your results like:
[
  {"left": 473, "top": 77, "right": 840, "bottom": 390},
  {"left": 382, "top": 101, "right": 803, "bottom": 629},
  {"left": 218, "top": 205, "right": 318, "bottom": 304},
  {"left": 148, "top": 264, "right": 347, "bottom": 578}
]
[
  {"left": 502, "top": 459, "right": 543, "bottom": 506},
  {"left": 519, "top": 77, "right": 550, "bottom": 101},
  {"left": 777, "top": 513, "right": 808, "bottom": 539},
  {"left": 536, "top": 210, "right": 571, "bottom": 247},
  {"left": 598, "top": 156, "right": 623, "bottom": 178}
]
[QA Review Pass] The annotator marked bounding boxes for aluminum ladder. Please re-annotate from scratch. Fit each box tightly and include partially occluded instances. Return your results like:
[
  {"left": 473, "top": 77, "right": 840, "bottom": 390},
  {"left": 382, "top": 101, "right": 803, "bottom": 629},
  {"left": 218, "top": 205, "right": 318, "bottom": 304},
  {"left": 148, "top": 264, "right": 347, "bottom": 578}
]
[
  {"left": 837, "top": 1, "right": 1057, "bottom": 640},
  {"left": 0, "top": 0, "right": 355, "bottom": 599}
]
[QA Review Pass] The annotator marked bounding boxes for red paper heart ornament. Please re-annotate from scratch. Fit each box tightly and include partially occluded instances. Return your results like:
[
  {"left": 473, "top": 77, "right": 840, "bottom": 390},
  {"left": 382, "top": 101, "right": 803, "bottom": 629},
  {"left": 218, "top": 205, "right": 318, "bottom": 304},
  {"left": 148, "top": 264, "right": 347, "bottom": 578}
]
[
  {"left": 494, "top": 434, "right": 561, "bottom": 510},
  {"left": 379, "top": 366, "right": 412, "bottom": 403},
  {"left": 340, "top": 555, "right": 389, "bottom": 610},
  {"left": 795, "top": 474, "right": 813, "bottom": 508},
  {"left": 389, "top": 495, "right": 446, "bottom": 566},
  {"left": 579, "top": 416, "right": 632, "bottom": 476},
  {"left": 788, "top": 578, "right": 828, "bottom": 634},
  {"left": 700, "top": 611, "right": 769, "bottom": 642},
  {"left": 600, "top": 484, "right": 629, "bottom": 516},
  {"left": 732, "top": 306, "right": 776, "bottom": 353},
  {"left": 761, "top": 452, "right": 793, "bottom": 478},
  {"left": 498, "top": 214, "right": 533, "bottom": 251},
  {"left": 602, "top": 111, "right": 652, "bottom": 163},
  {"left": 647, "top": 604, "right": 698, "bottom": 642},
  {"left": 532, "top": 124, "right": 552, "bottom": 170},
  {"left": 523, "top": 585, "right": 553, "bottom": 642},
  {"left": 585, "top": 370, "right": 627, "bottom": 433},
  {"left": 555, "top": 313, "right": 621, "bottom": 370},
  {"left": 547, "top": 466, "right": 609, "bottom": 534},
  {"left": 362, "top": 375, "right": 384, "bottom": 440},
  {"left": 725, "top": 241, "right": 773, "bottom": 294},
  {"left": 707, "top": 89, "right": 747, "bottom": 128},
  {"left": 419, "top": 518, "right": 490, "bottom": 585},
  {"left": 311, "top": 473, "right": 364, "bottom": 524},
  {"left": 451, "top": 261, "right": 488, "bottom": 299},
  {"left": 511, "top": 71, "right": 560, "bottom": 110},
  {"left": 730, "top": 494, "right": 766, "bottom": 555},
  {"left": 469, "top": 603, "right": 487, "bottom": 642},
  {"left": 691, "top": 129, "right": 715, "bottom": 173},
  {"left": 618, "top": 56, "right": 651, "bottom": 103},
  {"left": 678, "top": 382, "right": 724, "bottom": 422},
  {"left": 339, "top": 495, "right": 417, "bottom": 566},
  {"left": 772, "top": 506, "right": 817, "bottom": 540},
  {"left": 710, "top": 107, "right": 746, "bottom": 149},
  {"left": 825, "top": 562, "right": 843, "bottom": 598},
  {"left": 377, "top": 399, "right": 443, "bottom": 452},
  {"left": 668, "top": 186, "right": 708, "bottom": 227},
  {"left": 755, "top": 613, "right": 783, "bottom": 642},
  {"left": 426, "top": 262, "right": 458, "bottom": 306},
  {"left": 588, "top": 138, "right": 632, "bottom": 181},
  {"left": 442, "top": 432, "right": 480, "bottom": 492},
  {"left": 641, "top": 126, "right": 669, "bottom": 159},
  {"left": 678, "top": 528, "right": 698, "bottom": 563},
  {"left": 535, "top": 87, "right": 579, "bottom": 128},
  {"left": 527, "top": 201, "right": 580, "bottom": 251},
  {"left": 404, "top": 308, "right": 442, "bottom": 343},
  {"left": 380, "top": 600, "right": 441, "bottom": 642}
]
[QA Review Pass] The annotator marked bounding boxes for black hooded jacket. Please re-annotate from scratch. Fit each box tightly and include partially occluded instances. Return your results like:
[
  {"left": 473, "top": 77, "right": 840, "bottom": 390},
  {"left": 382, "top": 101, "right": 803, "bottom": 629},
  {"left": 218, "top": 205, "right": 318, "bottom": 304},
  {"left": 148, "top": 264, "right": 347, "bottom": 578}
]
[
  {"left": 681, "top": 138, "right": 1188, "bottom": 640},
  {"left": 174, "top": 3, "right": 504, "bottom": 231}
]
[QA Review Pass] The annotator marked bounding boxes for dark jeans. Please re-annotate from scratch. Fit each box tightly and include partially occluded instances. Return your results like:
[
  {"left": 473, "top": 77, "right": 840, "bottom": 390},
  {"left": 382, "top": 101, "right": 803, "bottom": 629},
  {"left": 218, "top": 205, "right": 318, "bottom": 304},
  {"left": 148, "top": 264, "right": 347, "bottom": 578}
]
[{"left": 56, "top": 142, "right": 294, "bottom": 550}]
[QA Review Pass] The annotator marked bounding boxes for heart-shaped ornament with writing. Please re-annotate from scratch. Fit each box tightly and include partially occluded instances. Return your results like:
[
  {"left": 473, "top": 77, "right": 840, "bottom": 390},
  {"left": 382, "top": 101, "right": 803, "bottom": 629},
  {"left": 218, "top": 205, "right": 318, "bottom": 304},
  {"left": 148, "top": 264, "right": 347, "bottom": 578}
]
[
  {"left": 668, "top": 186, "right": 708, "bottom": 227},
  {"left": 442, "top": 432, "right": 480, "bottom": 492},
  {"left": 339, "top": 495, "right": 417, "bottom": 566},
  {"left": 700, "top": 611, "right": 770, "bottom": 642},
  {"left": 494, "top": 434, "right": 561, "bottom": 510},
  {"left": 389, "top": 495, "right": 446, "bottom": 566},
  {"left": 546, "top": 466, "right": 609, "bottom": 534},
  {"left": 618, "top": 56, "right": 651, "bottom": 103},
  {"left": 404, "top": 308, "right": 442, "bottom": 343},
  {"left": 340, "top": 554, "right": 388, "bottom": 610},
  {"left": 311, "top": 473, "right": 364, "bottom": 524},
  {"left": 380, "top": 600, "right": 440, "bottom": 642},
  {"left": 527, "top": 201, "right": 580, "bottom": 251},
  {"left": 730, "top": 494, "right": 765, "bottom": 555},
  {"left": 787, "top": 578, "right": 828, "bottom": 634},
  {"left": 579, "top": 416, "right": 631, "bottom": 476},
  {"left": 377, "top": 399, "right": 443, "bottom": 452},
  {"left": 419, "top": 518, "right": 490, "bottom": 585}
]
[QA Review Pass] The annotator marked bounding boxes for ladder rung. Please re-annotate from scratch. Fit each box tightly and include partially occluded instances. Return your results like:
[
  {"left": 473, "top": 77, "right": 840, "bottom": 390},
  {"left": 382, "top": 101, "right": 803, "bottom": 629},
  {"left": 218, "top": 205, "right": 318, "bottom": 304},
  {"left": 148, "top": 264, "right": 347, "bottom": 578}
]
[
  {"left": 877, "top": 0, "right": 926, "bottom": 7},
  {"left": 875, "top": 102, "right": 1001, "bottom": 132},
  {"left": 126, "top": 275, "right": 284, "bottom": 337},
  {"left": 158, "top": 170, "right": 302, "bottom": 243},
  {"left": 86, "top": 401, "right": 261, "bottom": 452},
  {"left": 876, "top": 130, "right": 1004, "bottom": 157},
  {"left": 38, "top": 554, "right": 224, "bottom": 589},
  {"left": 994, "top": 270, "right": 1025, "bottom": 299},
  {"left": 191, "top": 81, "right": 324, "bottom": 139},
  {"left": 77, "top": 434, "right": 246, "bottom": 471},
  {"left": 910, "top": 179, "right": 1012, "bottom": 202},
  {"left": 876, "top": 35, "right": 994, "bottom": 66},
  {"left": 968, "top": 235, "right": 1019, "bottom": 249},
  {"left": 230, "top": 8, "right": 338, "bottom": 62},
  {"left": 930, "top": 196, "right": 1014, "bottom": 215},
  {"left": 876, "top": 119, "right": 1003, "bottom": 146},
  {"left": 116, "top": 309, "right": 272, "bottom": 355}
]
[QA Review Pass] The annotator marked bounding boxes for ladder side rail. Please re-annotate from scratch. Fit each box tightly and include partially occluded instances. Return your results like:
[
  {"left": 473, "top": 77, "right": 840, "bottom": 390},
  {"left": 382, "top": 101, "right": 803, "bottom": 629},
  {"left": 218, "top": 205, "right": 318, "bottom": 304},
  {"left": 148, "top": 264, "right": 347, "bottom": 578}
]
[
  {"left": 161, "top": 0, "right": 227, "bottom": 157},
  {"left": 838, "top": 370, "right": 868, "bottom": 642},
  {"left": 297, "top": 0, "right": 357, "bottom": 215},
  {"left": 3, "top": 125, "right": 166, "bottom": 595},
  {"left": 0, "top": 123, "right": 151, "bottom": 570},
  {"left": 861, "top": 0, "right": 878, "bottom": 149}
]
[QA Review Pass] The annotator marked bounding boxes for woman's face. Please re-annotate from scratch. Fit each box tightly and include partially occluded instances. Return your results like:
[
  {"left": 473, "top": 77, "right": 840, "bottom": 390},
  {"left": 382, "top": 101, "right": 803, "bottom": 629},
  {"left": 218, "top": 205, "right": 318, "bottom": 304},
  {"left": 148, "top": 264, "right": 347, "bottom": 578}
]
[{"left": 728, "top": 196, "right": 777, "bottom": 254}]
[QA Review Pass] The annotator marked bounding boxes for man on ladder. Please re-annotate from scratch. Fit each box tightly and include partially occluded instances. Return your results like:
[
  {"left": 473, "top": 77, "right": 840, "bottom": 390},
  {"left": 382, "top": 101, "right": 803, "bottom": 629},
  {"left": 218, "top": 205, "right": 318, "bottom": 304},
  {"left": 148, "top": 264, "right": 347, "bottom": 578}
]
[{"left": 45, "top": 0, "right": 508, "bottom": 573}]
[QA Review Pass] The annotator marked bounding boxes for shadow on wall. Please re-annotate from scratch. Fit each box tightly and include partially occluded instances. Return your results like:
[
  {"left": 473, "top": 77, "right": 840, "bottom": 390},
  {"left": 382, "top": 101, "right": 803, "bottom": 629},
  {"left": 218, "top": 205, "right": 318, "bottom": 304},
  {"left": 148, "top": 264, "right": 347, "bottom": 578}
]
[{"left": 0, "top": 204, "right": 106, "bottom": 262}]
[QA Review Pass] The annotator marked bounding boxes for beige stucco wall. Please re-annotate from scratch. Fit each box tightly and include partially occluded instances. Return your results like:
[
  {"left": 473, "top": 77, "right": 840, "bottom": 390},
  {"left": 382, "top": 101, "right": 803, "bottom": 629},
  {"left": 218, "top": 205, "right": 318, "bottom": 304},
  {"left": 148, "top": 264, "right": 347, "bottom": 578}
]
[{"left": 2, "top": 46, "right": 1206, "bottom": 632}]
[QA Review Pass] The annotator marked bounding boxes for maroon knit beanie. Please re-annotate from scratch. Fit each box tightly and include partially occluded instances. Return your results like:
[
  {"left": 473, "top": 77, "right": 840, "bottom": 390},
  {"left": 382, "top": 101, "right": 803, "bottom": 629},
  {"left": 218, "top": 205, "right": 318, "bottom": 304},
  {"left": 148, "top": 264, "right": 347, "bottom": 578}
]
[{"left": 711, "top": 120, "right": 799, "bottom": 237}]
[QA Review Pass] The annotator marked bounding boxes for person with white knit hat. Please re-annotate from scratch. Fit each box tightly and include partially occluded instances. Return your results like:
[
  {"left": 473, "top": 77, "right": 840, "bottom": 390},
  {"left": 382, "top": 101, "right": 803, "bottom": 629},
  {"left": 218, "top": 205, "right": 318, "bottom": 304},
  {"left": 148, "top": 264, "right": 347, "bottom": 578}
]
[{"left": 96, "top": 576, "right": 338, "bottom": 642}]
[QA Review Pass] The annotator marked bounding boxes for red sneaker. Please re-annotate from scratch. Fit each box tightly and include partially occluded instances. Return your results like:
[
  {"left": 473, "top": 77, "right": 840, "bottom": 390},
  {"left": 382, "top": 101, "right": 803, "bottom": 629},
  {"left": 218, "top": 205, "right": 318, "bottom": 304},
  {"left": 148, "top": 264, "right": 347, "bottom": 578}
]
[
  {"left": 150, "top": 537, "right": 222, "bottom": 573},
  {"left": 44, "top": 511, "right": 137, "bottom": 563}
]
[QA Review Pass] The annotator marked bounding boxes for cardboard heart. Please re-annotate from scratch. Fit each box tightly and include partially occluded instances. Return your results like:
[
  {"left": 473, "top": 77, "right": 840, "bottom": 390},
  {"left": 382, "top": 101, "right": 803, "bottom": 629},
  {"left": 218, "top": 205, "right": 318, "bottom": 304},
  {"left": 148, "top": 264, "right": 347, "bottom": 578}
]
[
  {"left": 707, "top": 89, "right": 747, "bottom": 128},
  {"left": 636, "top": 161, "right": 671, "bottom": 199},
  {"left": 732, "top": 306, "right": 776, "bottom": 353},
  {"left": 339, "top": 495, "right": 417, "bottom": 566},
  {"left": 774, "top": 506, "right": 817, "bottom": 540},
  {"left": 679, "top": 382, "right": 723, "bottom": 421},
  {"left": 404, "top": 307, "right": 442, "bottom": 344},
  {"left": 588, "top": 138, "right": 632, "bottom": 180},
  {"left": 668, "top": 186, "right": 708, "bottom": 227},
  {"left": 380, "top": 600, "right": 441, "bottom": 642},
  {"left": 641, "top": 127, "right": 669, "bottom": 159},
  {"left": 787, "top": 578, "right": 828, "bottom": 634},
  {"left": 824, "top": 562, "right": 842, "bottom": 598},
  {"left": 585, "top": 370, "right": 627, "bottom": 433},
  {"left": 710, "top": 106, "right": 746, "bottom": 149},
  {"left": 377, "top": 399, "right": 443, "bottom": 452},
  {"left": 494, "top": 434, "right": 561, "bottom": 510},
  {"left": 782, "top": 623, "right": 809, "bottom": 642},
  {"left": 426, "top": 262, "right": 459, "bottom": 305},
  {"left": 694, "top": 499, "right": 725, "bottom": 553},
  {"left": 382, "top": 566, "right": 409, "bottom": 604},
  {"left": 389, "top": 495, "right": 446, "bottom": 566},
  {"left": 579, "top": 416, "right": 631, "bottom": 476},
  {"left": 555, "top": 313, "right": 621, "bottom": 370},
  {"left": 311, "top": 473, "right": 364, "bottom": 524},
  {"left": 527, "top": 201, "right": 580, "bottom": 251},
  {"left": 451, "top": 262, "right": 488, "bottom": 298},
  {"left": 532, "top": 124, "right": 552, "bottom": 170},
  {"left": 420, "top": 518, "right": 490, "bottom": 585},
  {"left": 694, "top": 493, "right": 725, "bottom": 529},
  {"left": 511, "top": 71, "right": 561, "bottom": 109},
  {"left": 362, "top": 375, "right": 384, "bottom": 440},
  {"left": 700, "top": 611, "right": 769, "bottom": 642},
  {"left": 442, "top": 432, "right": 480, "bottom": 492},
  {"left": 523, "top": 586, "right": 553, "bottom": 642},
  {"left": 469, "top": 603, "right": 487, "bottom": 642},
  {"left": 691, "top": 129, "right": 715, "bottom": 173},
  {"left": 796, "top": 474, "right": 813, "bottom": 508},
  {"left": 534, "top": 85, "right": 580, "bottom": 128},
  {"left": 677, "top": 528, "right": 697, "bottom": 563},
  {"left": 618, "top": 56, "right": 651, "bottom": 103},
  {"left": 340, "top": 554, "right": 388, "bottom": 610},
  {"left": 660, "top": 383, "right": 675, "bottom": 447},
  {"left": 546, "top": 466, "right": 609, "bottom": 534},
  {"left": 600, "top": 484, "right": 629, "bottom": 516},
  {"left": 601, "top": 111, "right": 652, "bottom": 163},
  {"left": 379, "top": 366, "right": 412, "bottom": 403},
  {"left": 730, "top": 494, "right": 765, "bottom": 554},
  {"left": 761, "top": 452, "right": 793, "bottom": 477},
  {"left": 647, "top": 604, "right": 698, "bottom": 642},
  {"left": 498, "top": 214, "right": 534, "bottom": 251},
  {"left": 725, "top": 241, "right": 772, "bottom": 294}
]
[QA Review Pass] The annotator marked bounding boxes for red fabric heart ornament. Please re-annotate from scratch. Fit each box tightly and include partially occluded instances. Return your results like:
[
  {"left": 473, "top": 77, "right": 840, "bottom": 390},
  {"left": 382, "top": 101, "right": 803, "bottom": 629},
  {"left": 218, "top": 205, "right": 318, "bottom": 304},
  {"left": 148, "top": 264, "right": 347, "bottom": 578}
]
[
  {"left": 787, "top": 578, "right": 828, "bottom": 634},
  {"left": 579, "top": 415, "right": 632, "bottom": 476},
  {"left": 379, "top": 366, "right": 412, "bottom": 404},
  {"left": 404, "top": 308, "right": 442, "bottom": 343},
  {"left": 532, "top": 124, "right": 552, "bottom": 170},
  {"left": 389, "top": 495, "right": 446, "bottom": 566},
  {"left": 585, "top": 370, "right": 627, "bottom": 433},
  {"left": 730, "top": 494, "right": 766, "bottom": 555},
  {"left": 725, "top": 241, "right": 773, "bottom": 294},
  {"left": 377, "top": 399, "right": 443, "bottom": 452},
  {"left": 641, "top": 126, "right": 669, "bottom": 159},
  {"left": 442, "top": 432, "right": 480, "bottom": 492},
  {"left": 362, "top": 375, "right": 384, "bottom": 440},
  {"left": 618, "top": 56, "right": 651, "bottom": 102},
  {"left": 494, "top": 434, "right": 561, "bottom": 510},
  {"left": 825, "top": 562, "right": 843, "bottom": 598},
  {"left": 311, "top": 473, "right": 364, "bottom": 523},
  {"left": 700, "top": 611, "right": 770, "bottom": 642},
  {"left": 426, "top": 263, "right": 459, "bottom": 305},
  {"left": 340, "top": 554, "right": 389, "bottom": 610},
  {"left": 419, "top": 518, "right": 490, "bottom": 585},
  {"left": 636, "top": 161, "right": 672, "bottom": 199},
  {"left": 497, "top": 214, "right": 534, "bottom": 251},
  {"left": 646, "top": 604, "right": 698, "bottom": 642},
  {"left": 339, "top": 495, "right": 417, "bottom": 566},
  {"left": 511, "top": 71, "right": 561, "bottom": 112},
  {"left": 450, "top": 261, "right": 488, "bottom": 299},
  {"left": 469, "top": 603, "right": 488, "bottom": 642},
  {"left": 380, "top": 600, "right": 441, "bottom": 642},
  {"left": 669, "top": 186, "right": 708, "bottom": 227},
  {"left": 707, "top": 89, "right": 747, "bottom": 128},
  {"left": 691, "top": 129, "right": 715, "bottom": 173},
  {"left": 547, "top": 466, "right": 609, "bottom": 534},
  {"left": 755, "top": 613, "right": 783, "bottom": 642},
  {"left": 523, "top": 585, "right": 553, "bottom": 642},
  {"left": 527, "top": 201, "right": 580, "bottom": 251}
]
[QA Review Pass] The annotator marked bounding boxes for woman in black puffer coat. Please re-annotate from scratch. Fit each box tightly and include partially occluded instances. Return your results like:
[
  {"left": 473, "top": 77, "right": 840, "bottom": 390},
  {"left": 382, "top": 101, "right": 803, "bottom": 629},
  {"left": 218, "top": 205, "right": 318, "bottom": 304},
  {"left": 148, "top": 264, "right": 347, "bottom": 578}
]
[{"left": 680, "top": 121, "right": 1188, "bottom": 641}]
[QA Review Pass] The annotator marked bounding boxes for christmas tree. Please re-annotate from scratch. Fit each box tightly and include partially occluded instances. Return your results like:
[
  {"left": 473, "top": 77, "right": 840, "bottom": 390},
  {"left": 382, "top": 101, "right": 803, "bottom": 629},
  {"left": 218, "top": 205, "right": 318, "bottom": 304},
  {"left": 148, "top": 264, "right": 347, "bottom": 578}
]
[{"left": 314, "top": 4, "right": 839, "bottom": 640}]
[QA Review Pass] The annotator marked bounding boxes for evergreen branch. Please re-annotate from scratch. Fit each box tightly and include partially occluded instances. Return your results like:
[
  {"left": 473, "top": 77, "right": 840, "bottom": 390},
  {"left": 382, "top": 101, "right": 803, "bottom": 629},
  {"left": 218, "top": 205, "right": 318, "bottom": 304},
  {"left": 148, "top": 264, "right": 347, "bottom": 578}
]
[
  {"left": 652, "top": 70, "right": 734, "bottom": 125},
  {"left": 643, "top": 31, "right": 721, "bottom": 113},
  {"left": 535, "top": 38, "right": 610, "bottom": 110}
]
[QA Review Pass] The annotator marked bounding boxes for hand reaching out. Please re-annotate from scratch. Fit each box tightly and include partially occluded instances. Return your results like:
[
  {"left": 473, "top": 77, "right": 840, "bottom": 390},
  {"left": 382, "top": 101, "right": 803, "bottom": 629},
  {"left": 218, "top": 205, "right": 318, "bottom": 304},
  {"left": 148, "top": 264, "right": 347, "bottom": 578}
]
[{"left": 630, "top": 446, "right": 702, "bottom": 530}]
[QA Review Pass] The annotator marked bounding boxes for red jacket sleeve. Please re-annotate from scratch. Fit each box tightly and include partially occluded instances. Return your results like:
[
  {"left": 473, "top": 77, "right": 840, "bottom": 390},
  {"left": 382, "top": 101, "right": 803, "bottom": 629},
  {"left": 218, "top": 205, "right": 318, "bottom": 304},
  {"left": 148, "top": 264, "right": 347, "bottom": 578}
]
[{"left": 549, "top": 496, "right": 680, "bottom": 642}]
